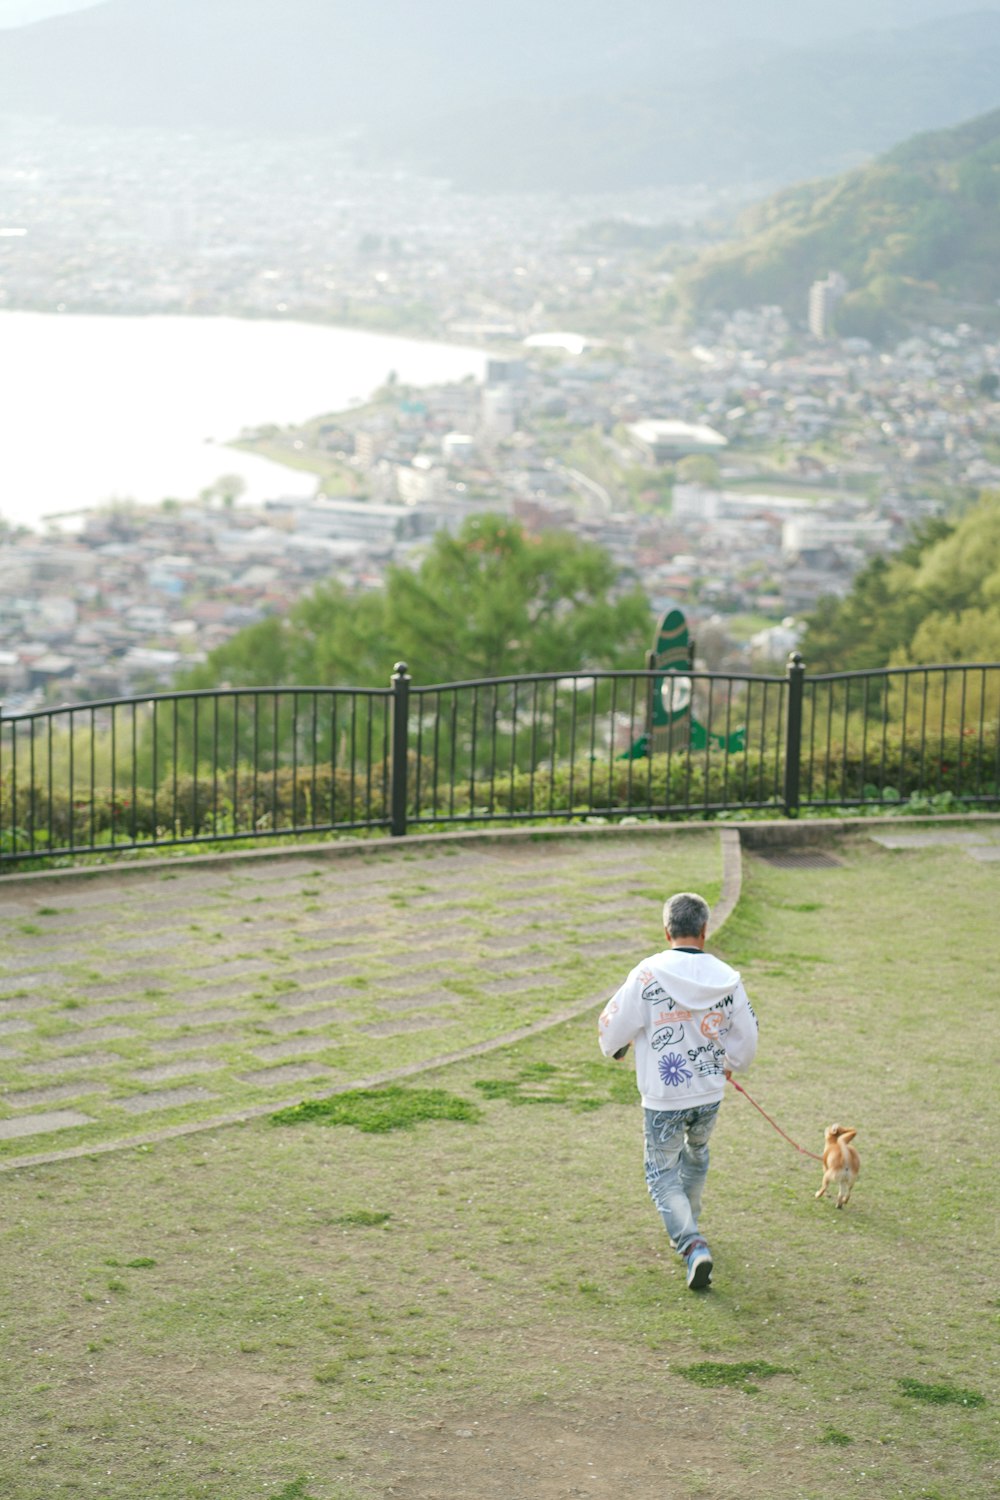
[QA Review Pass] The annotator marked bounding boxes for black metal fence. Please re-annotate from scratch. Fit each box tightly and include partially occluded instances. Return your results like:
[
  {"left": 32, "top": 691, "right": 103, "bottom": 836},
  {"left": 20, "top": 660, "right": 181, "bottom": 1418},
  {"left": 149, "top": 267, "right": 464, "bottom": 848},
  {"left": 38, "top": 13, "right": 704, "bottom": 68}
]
[{"left": 1, "top": 656, "right": 998, "bottom": 862}]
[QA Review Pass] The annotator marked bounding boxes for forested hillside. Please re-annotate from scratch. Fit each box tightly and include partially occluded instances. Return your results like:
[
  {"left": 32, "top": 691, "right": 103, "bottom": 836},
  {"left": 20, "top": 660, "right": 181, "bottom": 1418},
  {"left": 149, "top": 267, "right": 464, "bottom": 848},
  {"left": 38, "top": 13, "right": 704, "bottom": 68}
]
[{"left": 674, "top": 108, "right": 1000, "bottom": 337}]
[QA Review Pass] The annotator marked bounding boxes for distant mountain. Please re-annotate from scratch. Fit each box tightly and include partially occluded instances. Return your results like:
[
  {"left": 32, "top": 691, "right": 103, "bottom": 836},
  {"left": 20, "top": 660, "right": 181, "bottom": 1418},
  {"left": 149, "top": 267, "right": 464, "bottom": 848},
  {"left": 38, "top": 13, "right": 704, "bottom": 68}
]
[
  {"left": 672, "top": 107, "right": 1000, "bottom": 337},
  {"left": 0, "top": 2, "right": 998, "bottom": 193},
  {"left": 390, "top": 12, "right": 1000, "bottom": 191}
]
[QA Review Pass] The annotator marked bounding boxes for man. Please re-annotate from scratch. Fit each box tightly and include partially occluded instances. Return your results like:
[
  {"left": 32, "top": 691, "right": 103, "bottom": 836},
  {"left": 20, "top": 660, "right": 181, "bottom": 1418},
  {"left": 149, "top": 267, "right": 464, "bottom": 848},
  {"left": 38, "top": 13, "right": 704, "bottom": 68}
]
[{"left": 598, "top": 891, "right": 757, "bottom": 1291}]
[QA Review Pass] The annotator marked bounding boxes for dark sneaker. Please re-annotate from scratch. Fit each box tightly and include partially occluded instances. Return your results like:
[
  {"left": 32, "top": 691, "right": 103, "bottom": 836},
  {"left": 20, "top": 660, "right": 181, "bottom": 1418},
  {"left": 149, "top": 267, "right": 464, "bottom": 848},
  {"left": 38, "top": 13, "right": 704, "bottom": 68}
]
[{"left": 685, "top": 1239, "right": 713, "bottom": 1291}]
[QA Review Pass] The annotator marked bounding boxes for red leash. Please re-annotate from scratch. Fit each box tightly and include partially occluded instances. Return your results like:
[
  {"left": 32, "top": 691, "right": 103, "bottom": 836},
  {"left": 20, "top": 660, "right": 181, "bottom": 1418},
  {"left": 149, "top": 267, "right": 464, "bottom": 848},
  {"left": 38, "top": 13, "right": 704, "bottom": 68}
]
[{"left": 727, "top": 1076, "right": 823, "bottom": 1162}]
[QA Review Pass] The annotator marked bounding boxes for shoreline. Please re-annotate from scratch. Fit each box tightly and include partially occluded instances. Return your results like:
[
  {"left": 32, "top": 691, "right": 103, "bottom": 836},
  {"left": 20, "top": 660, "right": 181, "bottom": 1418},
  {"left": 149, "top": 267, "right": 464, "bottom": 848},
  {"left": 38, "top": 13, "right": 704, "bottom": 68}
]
[{"left": 0, "top": 310, "right": 490, "bottom": 532}]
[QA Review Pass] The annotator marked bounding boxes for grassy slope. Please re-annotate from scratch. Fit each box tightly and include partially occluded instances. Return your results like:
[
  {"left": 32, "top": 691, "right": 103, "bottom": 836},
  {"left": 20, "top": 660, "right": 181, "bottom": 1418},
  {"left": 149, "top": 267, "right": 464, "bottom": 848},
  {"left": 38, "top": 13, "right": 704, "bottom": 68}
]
[{"left": 0, "top": 834, "right": 997, "bottom": 1499}]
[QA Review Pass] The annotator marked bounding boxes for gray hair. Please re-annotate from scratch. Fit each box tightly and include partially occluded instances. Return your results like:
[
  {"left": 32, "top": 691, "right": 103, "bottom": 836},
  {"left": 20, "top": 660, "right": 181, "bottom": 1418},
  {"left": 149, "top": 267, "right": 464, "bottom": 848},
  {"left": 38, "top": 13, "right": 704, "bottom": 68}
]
[{"left": 663, "top": 891, "right": 710, "bottom": 939}]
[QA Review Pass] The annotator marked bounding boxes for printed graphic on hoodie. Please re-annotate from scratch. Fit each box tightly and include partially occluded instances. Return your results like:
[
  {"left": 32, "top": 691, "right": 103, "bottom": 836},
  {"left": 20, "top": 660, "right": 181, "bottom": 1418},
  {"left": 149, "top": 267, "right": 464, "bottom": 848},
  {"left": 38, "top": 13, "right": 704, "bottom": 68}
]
[{"left": 658, "top": 1053, "right": 694, "bottom": 1087}]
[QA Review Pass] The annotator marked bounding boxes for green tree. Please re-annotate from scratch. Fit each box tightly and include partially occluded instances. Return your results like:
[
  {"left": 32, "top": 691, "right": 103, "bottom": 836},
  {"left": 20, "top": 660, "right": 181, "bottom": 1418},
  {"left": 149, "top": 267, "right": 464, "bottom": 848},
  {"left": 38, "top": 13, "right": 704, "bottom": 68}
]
[
  {"left": 800, "top": 554, "right": 926, "bottom": 670},
  {"left": 183, "top": 515, "right": 652, "bottom": 690},
  {"left": 800, "top": 500, "right": 1000, "bottom": 671}
]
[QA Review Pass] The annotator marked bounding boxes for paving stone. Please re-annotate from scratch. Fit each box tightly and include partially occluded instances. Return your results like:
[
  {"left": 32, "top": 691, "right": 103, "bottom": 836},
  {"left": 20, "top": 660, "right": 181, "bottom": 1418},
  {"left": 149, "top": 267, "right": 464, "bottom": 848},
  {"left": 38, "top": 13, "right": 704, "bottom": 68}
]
[
  {"left": 17, "top": 906, "right": 101, "bottom": 927},
  {"left": 392, "top": 994, "right": 461, "bottom": 1012},
  {"left": 68, "top": 1001, "right": 156, "bottom": 1022},
  {"left": 0, "top": 995, "right": 53, "bottom": 1013},
  {"left": 262, "top": 1006, "right": 356, "bottom": 1034},
  {"left": 3, "top": 953, "right": 65, "bottom": 974},
  {"left": 61, "top": 1024, "right": 137, "bottom": 1043},
  {"left": 358, "top": 1016, "right": 452, "bottom": 1037},
  {"left": 118, "top": 1087, "right": 219, "bottom": 1115},
  {"left": 0, "top": 1109, "right": 95, "bottom": 1140},
  {"left": 74, "top": 960, "right": 161, "bottom": 984},
  {"left": 290, "top": 950, "right": 373, "bottom": 973},
  {"left": 281, "top": 960, "right": 371, "bottom": 984},
  {"left": 130, "top": 1059, "right": 227, "bottom": 1085},
  {"left": 7, "top": 936, "right": 86, "bottom": 960},
  {"left": 252, "top": 1037, "right": 334, "bottom": 1063},
  {"left": 3, "top": 1081, "right": 110, "bottom": 1108},
  {"left": 236, "top": 1062, "right": 334, "bottom": 1088},
  {"left": 0, "top": 1045, "right": 23, "bottom": 1060},
  {"left": 489, "top": 952, "right": 552, "bottom": 973},
  {"left": 967, "top": 845, "right": 1000, "bottom": 861},
  {"left": 73, "top": 978, "right": 155, "bottom": 999},
  {"left": 164, "top": 979, "right": 259, "bottom": 1006},
  {"left": 401, "top": 900, "right": 479, "bottom": 924},
  {"left": 400, "top": 965, "right": 463, "bottom": 986},
  {"left": 152, "top": 1029, "right": 244, "bottom": 1054},
  {"left": 478, "top": 977, "right": 542, "bottom": 995},
  {"left": 27, "top": 886, "right": 119, "bottom": 911},
  {"left": 868, "top": 830, "right": 992, "bottom": 848},
  {"left": 149, "top": 1007, "right": 248, "bottom": 1028},
  {"left": 24, "top": 1053, "right": 121, "bottom": 1077},
  {"left": 267, "top": 984, "right": 364, "bottom": 1008},
  {"left": 195, "top": 959, "right": 271, "bottom": 984},
  {"left": 0, "top": 973, "right": 49, "bottom": 994},
  {"left": 232, "top": 861, "right": 329, "bottom": 885},
  {"left": 0, "top": 1019, "right": 33, "bottom": 1036},
  {"left": 123, "top": 931, "right": 193, "bottom": 954},
  {"left": 573, "top": 918, "right": 637, "bottom": 933}
]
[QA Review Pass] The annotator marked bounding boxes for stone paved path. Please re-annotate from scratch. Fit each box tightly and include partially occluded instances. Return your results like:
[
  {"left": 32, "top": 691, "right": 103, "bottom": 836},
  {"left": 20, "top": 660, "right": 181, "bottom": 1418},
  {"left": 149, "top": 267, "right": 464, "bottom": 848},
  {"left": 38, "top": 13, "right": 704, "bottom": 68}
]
[
  {"left": 0, "top": 826, "right": 724, "bottom": 1165},
  {"left": 868, "top": 825, "right": 1000, "bottom": 860}
]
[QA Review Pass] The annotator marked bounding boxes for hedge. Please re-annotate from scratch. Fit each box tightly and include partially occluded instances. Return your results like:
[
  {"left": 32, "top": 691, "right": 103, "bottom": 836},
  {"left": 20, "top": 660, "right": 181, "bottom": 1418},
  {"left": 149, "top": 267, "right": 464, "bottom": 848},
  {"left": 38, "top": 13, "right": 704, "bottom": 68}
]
[{"left": 1, "top": 730, "right": 997, "bottom": 855}]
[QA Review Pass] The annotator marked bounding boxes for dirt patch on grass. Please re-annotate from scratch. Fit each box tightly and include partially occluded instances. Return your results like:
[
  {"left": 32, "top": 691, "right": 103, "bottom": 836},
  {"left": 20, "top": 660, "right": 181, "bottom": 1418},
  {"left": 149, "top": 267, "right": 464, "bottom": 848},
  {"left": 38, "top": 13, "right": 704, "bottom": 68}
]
[{"left": 367, "top": 1400, "right": 779, "bottom": 1499}]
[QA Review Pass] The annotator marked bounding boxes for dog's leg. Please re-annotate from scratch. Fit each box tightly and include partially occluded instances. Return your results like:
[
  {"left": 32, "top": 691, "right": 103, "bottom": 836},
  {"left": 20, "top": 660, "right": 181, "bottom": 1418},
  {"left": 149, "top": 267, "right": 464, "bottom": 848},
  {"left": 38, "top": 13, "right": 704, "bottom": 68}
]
[{"left": 815, "top": 1171, "right": 832, "bottom": 1200}]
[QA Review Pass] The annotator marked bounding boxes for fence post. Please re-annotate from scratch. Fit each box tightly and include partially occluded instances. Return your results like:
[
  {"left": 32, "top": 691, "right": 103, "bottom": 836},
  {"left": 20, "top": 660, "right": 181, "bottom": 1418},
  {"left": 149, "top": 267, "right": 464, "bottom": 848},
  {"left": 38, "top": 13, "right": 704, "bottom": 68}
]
[
  {"left": 644, "top": 648, "right": 656, "bottom": 743},
  {"left": 783, "top": 652, "right": 805, "bottom": 818},
  {"left": 390, "top": 661, "right": 411, "bottom": 837}
]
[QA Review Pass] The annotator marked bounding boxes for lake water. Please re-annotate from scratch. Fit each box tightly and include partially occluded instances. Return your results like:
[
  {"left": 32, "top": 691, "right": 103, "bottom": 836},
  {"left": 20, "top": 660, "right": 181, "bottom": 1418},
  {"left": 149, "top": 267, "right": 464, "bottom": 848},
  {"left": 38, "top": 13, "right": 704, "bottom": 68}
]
[{"left": 0, "top": 311, "right": 487, "bottom": 529}]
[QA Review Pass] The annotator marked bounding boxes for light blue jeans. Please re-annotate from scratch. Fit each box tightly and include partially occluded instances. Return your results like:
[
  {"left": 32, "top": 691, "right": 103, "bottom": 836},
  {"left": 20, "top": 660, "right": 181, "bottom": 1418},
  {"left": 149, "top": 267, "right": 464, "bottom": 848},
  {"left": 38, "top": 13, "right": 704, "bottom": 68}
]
[{"left": 643, "top": 1101, "right": 721, "bottom": 1256}]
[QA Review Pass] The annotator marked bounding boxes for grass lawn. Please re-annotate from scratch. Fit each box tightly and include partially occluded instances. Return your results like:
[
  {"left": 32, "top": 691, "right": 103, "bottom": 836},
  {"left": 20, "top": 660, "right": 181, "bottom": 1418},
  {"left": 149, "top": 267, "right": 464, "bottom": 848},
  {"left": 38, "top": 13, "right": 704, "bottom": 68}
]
[{"left": 0, "top": 832, "right": 996, "bottom": 1499}]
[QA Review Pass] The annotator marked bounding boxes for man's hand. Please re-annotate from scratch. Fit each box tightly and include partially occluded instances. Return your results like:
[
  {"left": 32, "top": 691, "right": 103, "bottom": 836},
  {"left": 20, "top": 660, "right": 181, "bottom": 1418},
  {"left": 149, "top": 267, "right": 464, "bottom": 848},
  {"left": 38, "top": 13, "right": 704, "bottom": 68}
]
[{"left": 613, "top": 1043, "right": 630, "bottom": 1060}]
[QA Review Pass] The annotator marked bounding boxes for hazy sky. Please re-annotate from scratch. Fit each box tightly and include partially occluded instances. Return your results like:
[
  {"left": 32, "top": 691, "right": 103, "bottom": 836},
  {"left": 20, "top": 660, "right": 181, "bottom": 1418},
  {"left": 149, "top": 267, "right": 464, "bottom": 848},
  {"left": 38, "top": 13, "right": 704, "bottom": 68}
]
[
  {"left": 0, "top": 0, "right": 96, "bottom": 25},
  {"left": 5, "top": 0, "right": 1000, "bottom": 37},
  {"left": 4, "top": 0, "right": 1000, "bottom": 32}
]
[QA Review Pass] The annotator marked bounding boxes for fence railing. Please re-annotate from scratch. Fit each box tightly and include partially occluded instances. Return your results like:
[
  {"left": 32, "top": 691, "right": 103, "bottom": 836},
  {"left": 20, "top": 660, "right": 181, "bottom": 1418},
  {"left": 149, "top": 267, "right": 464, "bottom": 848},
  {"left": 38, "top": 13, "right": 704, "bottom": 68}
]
[{"left": 1, "top": 656, "right": 998, "bottom": 862}]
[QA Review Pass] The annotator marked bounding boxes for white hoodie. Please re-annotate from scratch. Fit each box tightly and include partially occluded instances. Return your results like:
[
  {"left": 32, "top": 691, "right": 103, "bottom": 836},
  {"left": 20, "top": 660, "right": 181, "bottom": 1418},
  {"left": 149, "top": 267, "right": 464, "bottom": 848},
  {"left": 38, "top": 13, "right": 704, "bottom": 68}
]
[{"left": 598, "top": 947, "right": 757, "bottom": 1111}]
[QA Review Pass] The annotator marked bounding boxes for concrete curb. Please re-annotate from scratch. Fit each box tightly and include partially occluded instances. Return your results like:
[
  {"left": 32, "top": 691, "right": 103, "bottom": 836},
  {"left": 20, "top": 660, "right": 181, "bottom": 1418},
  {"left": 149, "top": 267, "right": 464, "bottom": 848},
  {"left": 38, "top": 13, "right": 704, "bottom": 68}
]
[
  {"left": 709, "top": 827, "right": 742, "bottom": 938},
  {"left": 2, "top": 809, "right": 996, "bottom": 892},
  {"left": 0, "top": 817, "right": 721, "bottom": 890}
]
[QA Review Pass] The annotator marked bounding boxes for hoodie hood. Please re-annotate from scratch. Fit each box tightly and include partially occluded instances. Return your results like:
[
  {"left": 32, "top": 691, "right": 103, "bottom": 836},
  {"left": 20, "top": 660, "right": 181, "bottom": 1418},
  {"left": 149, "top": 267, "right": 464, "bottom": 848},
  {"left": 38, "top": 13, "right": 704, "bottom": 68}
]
[{"left": 636, "top": 951, "right": 742, "bottom": 1013}]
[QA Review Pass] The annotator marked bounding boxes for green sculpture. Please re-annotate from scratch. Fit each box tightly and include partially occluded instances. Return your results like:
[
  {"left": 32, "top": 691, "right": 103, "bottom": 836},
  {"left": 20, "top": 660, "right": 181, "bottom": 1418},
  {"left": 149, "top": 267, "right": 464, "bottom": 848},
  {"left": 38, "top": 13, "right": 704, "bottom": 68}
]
[{"left": 622, "top": 605, "right": 745, "bottom": 759}]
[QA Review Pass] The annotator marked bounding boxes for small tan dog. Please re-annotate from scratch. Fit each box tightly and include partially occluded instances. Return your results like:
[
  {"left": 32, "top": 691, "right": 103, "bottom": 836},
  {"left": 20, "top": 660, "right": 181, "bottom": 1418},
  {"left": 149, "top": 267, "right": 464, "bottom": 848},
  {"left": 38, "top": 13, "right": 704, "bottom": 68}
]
[{"left": 815, "top": 1123, "right": 860, "bottom": 1208}]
